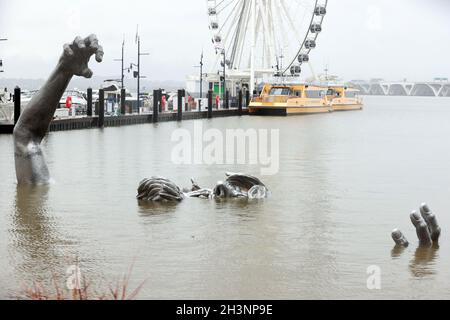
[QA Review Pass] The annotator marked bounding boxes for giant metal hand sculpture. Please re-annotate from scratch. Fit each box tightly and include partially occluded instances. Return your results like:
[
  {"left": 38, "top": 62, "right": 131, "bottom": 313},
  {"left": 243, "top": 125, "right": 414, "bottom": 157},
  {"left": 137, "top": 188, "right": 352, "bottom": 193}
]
[
  {"left": 13, "top": 35, "right": 103, "bottom": 185},
  {"left": 392, "top": 203, "right": 441, "bottom": 248}
]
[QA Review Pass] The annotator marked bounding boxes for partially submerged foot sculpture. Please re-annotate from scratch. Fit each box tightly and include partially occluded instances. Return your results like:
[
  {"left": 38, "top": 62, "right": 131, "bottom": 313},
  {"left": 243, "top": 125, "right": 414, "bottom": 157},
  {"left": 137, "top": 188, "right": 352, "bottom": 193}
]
[
  {"left": 137, "top": 173, "right": 269, "bottom": 203},
  {"left": 13, "top": 35, "right": 103, "bottom": 185},
  {"left": 392, "top": 203, "right": 441, "bottom": 248}
]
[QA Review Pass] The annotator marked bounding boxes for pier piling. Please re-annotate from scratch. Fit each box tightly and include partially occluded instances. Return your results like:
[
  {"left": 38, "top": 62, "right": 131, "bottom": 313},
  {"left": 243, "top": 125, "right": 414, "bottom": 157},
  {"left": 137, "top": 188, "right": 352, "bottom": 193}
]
[
  {"left": 120, "top": 88, "right": 126, "bottom": 115},
  {"left": 13, "top": 87, "right": 21, "bottom": 125},
  {"left": 177, "top": 89, "right": 184, "bottom": 122},
  {"left": 98, "top": 89, "right": 105, "bottom": 128},
  {"left": 245, "top": 90, "right": 250, "bottom": 108},
  {"left": 225, "top": 90, "right": 230, "bottom": 109},
  {"left": 153, "top": 90, "right": 159, "bottom": 123},
  {"left": 87, "top": 88, "right": 93, "bottom": 117},
  {"left": 238, "top": 90, "right": 243, "bottom": 116},
  {"left": 159, "top": 90, "right": 163, "bottom": 113},
  {"left": 207, "top": 90, "right": 213, "bottom": 119}
]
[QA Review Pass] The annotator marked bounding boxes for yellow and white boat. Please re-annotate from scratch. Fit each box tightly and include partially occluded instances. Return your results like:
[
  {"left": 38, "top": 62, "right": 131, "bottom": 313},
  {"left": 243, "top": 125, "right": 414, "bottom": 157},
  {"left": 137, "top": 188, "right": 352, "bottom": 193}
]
[
  {"left": 327, "top": 86, "right": 363, "bottom": 111},
  {"left": 249, "top": 84, "right": 332, "bottom": 116}
]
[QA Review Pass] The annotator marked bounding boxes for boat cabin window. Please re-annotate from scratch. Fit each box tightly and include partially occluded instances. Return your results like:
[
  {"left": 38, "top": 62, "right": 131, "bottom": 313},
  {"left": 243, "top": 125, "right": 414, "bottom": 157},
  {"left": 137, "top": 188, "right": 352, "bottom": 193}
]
[
  {"left": 327, "top": 89, "right": 341, "bottom": 97},
  {"left": 345, "top": 91, "right": 357, "bottom": 98},
  {"left": 305, "top": 90, "right": 326, "bottom": 99},
  {"left": 294, "top": 91, "right": 302, "bottom": 97},
  {"left": 269, "top": 88, "right": 292, "bottom": 96}
]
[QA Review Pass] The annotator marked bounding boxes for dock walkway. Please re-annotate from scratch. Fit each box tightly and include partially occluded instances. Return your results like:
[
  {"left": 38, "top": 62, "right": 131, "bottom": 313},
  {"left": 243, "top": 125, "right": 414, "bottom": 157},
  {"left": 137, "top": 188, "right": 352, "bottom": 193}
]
[{"left": 0, "top": 109, "right": 248, "bottom": 135}]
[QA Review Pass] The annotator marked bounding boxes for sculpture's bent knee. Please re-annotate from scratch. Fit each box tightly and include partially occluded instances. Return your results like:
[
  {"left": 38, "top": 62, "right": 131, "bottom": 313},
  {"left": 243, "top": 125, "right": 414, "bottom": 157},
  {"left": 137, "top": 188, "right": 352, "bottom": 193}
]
[
  {"left": 410, "top": 211, "right": 432, "bottom": 247},
  {"left": 391, "top": 229, "right": 409, "bottom": 247},
  {"left": 420, "top": 203, "right": 441, "bottom": 243}
]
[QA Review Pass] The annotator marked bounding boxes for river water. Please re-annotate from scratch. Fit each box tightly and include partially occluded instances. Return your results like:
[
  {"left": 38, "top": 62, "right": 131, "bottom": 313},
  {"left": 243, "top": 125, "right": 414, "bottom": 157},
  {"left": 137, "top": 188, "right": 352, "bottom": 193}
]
[{"left": 1, "top": 96, "right": 450, "bottom": 299}]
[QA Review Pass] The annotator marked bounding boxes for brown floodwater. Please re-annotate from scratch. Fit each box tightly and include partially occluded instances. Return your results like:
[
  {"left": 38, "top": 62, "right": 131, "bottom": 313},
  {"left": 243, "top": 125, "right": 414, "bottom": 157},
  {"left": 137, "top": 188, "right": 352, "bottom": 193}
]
[{"left": 1, "top": 96, "right": 450, "bottom": 299}]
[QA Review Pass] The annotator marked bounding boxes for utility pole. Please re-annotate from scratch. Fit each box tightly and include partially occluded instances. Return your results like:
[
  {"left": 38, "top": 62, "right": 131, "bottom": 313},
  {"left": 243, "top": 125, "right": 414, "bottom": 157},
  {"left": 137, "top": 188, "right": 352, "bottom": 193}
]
[
  {"left": 114, "top": 39, "right": 126, "bottom": 89},
  {"left": 222, "top": 49, "right": 226, "bottom": 101},
  {"left": 0, "top": 38, "right": 7, "bottom": 73},
  {"left": 137, "top": 37, "right": 140, "bottom": 113},
  {"left": 132, "top": 29, "right": 149, "bottom": 114},
  {"left": 194, "top": 51, "right": 204, "bottom": 112},
  {"left": 279, "top": 51, "right": 284, "bottom": 73},
  {"left": 200, "top": 51, "right": 204, "bottom": 100}
]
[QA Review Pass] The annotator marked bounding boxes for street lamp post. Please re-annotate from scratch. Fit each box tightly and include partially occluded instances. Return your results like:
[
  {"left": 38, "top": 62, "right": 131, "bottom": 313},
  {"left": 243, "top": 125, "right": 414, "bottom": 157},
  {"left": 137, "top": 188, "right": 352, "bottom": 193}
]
[
  {"left": 200, "top": 52, "right": 204, "bottom": 100},
  {"left": 114, "top": 40, "right": 127, "bottom": 90},
  {"left": 0, "top": 38, "right": 8, "bottom": 73},
  {"left": 194, "top": 52, "right": 204, "bottom": 112},
  {"left": 131, "top": 36, "right": 149, "bottom": 114},
  {"left": 221, "top": 49, "right": 226, "bottom": 101}
]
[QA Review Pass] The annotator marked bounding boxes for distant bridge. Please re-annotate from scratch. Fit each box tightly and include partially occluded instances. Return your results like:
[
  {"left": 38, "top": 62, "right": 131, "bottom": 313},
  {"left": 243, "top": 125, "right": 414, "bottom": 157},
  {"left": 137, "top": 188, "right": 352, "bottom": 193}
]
[{"left": 347, "top": 81, "right": 450, "bottom": 97}]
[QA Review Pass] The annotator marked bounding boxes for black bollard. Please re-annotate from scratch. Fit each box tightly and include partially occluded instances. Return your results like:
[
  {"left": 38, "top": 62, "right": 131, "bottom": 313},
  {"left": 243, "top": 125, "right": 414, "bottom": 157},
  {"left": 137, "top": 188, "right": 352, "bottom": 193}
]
[
  {"left": 238, "top": 89, "right": 243, "bottom": 116},
  {"left": 14, "top": 87, "right": 21, "bottom": 125},
  {"left": 245, "top": 90, "right": 250, "bottom": 108},
  {"left": 98, "top": 89, "right": 105, "bottom": 128},
  {"left": 87, "top": 88, "right": 93, "bottom": 117},
  {"left": 120, "top": 88, "right": 126, "bottom": 115},
  {"left": 207, "top": 90, "right": 213, "bottom": 119},
  {"left": 225, "top": 90, "right": 230, "bottom": 109},
  {"left": 177, "top": 89, "right": 184, "bottom": 121},
  {"left": 159, "top": 90, "right": 163, "bottom": 113},
  {"left": 153, "top": 90, "right": 159, "bottom": 123}
]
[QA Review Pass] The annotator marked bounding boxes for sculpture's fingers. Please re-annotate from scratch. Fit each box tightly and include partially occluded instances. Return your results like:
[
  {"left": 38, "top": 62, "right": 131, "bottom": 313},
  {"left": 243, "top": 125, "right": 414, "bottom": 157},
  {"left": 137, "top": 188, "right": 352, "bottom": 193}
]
[
  {"left": 410, "top": 211, "right": 432, "bottom": 246},
  {"left": 95, "top": 45, "right": 104, "bottom": 63},
  {"left": 84, "top": 34, "right": 98, "bottom": 47},
  {"left": 63, "top": 43, "right": 74, "bottom": 58},
  {"left": 85, "top": 35, "right": 99, "bottom": 54},
  {"left": 191, "top": 178, "right": 201, "bottom": 191},
  {"left": 72, "top": 36, "right": 86, "bottom": 51},
  {"left": 391, "top": 229, "right": 409, "bottom": 247},
  {"left": 420, "top": 203, "right": 441, "bottom": 243}
]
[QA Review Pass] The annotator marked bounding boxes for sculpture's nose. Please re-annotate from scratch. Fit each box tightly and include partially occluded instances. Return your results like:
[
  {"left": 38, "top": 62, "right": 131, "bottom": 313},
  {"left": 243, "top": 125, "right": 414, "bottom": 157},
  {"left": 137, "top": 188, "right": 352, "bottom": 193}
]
[{"left": 213, "top": 181, "right": 229, "bottom": 198}]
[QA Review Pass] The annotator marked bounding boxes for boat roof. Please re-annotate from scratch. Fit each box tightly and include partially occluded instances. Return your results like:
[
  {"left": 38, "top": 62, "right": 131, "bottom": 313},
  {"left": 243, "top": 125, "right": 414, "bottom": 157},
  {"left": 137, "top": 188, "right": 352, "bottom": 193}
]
[{"left": 264, "top": 83, "right": 326, "bottom": 90}]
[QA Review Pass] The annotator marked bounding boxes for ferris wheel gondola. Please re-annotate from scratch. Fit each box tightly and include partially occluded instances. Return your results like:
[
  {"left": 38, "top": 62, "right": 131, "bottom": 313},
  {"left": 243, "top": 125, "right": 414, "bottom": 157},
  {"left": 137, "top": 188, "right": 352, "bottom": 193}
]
[{"left": 206, "top": 0, "right": 328, "bottom": 93}]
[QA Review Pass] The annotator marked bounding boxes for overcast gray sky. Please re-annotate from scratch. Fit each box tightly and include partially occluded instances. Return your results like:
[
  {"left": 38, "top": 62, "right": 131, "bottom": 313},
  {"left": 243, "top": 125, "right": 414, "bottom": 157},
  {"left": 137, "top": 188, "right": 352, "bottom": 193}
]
[{"left": 0, "top": 0, "right": 449, "bottom": 82}]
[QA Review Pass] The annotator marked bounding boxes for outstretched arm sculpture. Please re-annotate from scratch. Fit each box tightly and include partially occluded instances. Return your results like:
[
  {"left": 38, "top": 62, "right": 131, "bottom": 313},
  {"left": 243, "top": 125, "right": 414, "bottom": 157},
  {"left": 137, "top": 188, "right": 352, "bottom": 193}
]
[{"left": 13, "top": 35, "right": 103, "bottom": 185}]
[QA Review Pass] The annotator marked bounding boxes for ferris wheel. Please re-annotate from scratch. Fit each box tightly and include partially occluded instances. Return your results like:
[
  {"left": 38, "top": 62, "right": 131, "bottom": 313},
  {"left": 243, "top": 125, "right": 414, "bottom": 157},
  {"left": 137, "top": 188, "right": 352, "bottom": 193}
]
[{"left": 206, "top": 0, "right": 328, "bottom": 92}]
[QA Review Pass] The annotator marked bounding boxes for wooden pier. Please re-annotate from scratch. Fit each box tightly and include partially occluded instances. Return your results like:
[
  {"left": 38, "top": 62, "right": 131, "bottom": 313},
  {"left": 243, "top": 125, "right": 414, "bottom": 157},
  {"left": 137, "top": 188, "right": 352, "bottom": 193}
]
[
  {"left": 0, "top": 109, "right": 248, "bottom": 135},
  {"left": 0, "top": 86, "right": 250, "bottom": 135}
]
